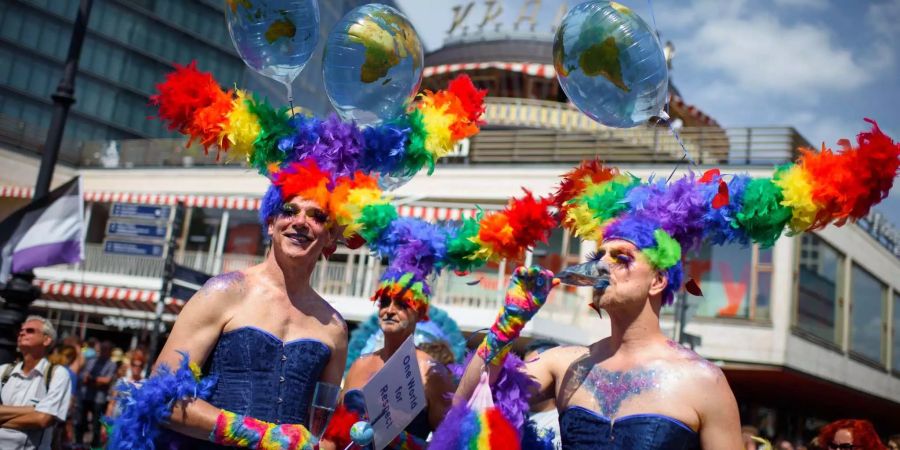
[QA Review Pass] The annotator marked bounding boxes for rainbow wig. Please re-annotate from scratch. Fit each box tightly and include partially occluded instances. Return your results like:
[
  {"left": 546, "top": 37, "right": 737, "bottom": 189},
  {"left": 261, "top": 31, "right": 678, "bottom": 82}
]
[
  {"left": 556, "top": 119, "right": 900, "bottom": 305},
  {"left": 151, "top": 62, "right": 487, "bottom": 236}
]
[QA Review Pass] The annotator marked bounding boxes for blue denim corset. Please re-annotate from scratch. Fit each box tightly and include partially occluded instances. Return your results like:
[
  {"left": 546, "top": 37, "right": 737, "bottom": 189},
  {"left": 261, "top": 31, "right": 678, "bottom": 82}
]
[
  {"left": 559, "top": 406, "right": 700, "bottom": 450},
  {"left": 170, "top": 326, "right": 331, "bottom": 449}
]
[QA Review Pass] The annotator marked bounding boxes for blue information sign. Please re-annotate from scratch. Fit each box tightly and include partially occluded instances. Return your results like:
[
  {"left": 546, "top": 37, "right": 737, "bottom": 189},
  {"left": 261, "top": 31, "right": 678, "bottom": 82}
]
[
  {"left": 111, "top": 203, "right": 171, "bottom": 221},
  {"left": 106, "top": 221, "right": 168, "bottom": 239},
  {"left": 103, "top": 240, "right": 165, "bottom": 257}
]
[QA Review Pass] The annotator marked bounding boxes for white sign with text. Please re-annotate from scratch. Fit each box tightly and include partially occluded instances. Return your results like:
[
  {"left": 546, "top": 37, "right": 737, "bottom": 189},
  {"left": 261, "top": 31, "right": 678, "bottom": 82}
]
[{"left": 361, "top": 336, "right": 426, "bottom": 450}]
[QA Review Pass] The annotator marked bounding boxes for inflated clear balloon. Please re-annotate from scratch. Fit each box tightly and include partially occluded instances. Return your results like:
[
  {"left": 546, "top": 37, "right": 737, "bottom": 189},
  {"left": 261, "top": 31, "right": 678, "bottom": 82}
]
[
  {"left": 553, "top": 1, "right": 668, "bottom": 128},
  {"left": 225, "top": 0, "right": 319, "bottom": 102},
  {"left": 376, "top": 171, "right": 415, "bottom": 192},
  {"left": 323, "top": 4, "right": 424, "bottom": 126}
]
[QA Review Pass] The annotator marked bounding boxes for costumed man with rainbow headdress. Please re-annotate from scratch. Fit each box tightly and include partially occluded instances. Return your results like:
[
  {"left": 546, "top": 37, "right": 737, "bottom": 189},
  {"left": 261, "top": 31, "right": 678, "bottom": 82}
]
[
  {"left": 104, "top": 58, "right": 488, "bottom": 450},
  {"left": 444, "top": 121, "right": 900, "bottom": 450},
  {"left": 320, "top": 266, "right": 457, "bottom": 449}
]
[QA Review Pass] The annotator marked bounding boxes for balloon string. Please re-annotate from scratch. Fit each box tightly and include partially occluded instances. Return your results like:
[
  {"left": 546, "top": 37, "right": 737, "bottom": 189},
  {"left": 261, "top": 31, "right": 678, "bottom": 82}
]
[{"left": 655, "top": 113, "right": 696, "bottom": 182}]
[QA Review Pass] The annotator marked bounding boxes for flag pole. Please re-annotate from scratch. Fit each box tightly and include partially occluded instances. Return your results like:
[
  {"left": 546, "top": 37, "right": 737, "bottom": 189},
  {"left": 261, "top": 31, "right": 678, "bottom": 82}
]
[{"left": 0, "top": 0, "right": 93, "bottom": 363}]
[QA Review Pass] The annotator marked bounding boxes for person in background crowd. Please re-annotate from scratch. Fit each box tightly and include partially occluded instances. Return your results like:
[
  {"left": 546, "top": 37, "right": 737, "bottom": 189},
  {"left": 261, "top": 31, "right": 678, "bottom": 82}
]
[
  {"left": 0, "top": 316, "right": 73, "bottom": 450},
  {"left": 817, "top": 419, "right": 887, "bottom": 450},
  {"left": 886, "top": 434, "right": 900, "bottom": 450},
  {"left": 46, "top": 345, "right": 79, "bottom": 450},
  {"left": 76, "top": 341, "right": 115, "bottom": 448},
  {"left": 522, "top": 339, "right": 562, "bottom": 450}
]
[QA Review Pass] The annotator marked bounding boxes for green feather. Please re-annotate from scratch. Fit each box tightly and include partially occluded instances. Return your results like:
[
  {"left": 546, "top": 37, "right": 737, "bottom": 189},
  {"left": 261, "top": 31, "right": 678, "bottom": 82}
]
[
  {"left": 736, "top": 176, "right": 792, "bottom": 248},
  {"left": 644, "top": 229, "right": 682, "bottom": 269},
  {"left": 401, "top": 110, "right": 433, "bottom": 176},
  {"left": 582, "top": 175, "right": 641, "bottom": 222},
  {"left": 445, "top": 217, "right": 487, "bottom": 272},
  {"left": 247, "top": 99, "right": 293, "bottom": 174},
  {"left": 358, "top": 203, "right": 398, "bottom": 243}
]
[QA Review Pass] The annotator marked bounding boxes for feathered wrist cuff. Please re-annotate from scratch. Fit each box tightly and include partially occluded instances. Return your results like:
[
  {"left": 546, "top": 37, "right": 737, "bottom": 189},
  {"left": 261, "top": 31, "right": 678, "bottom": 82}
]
[{"left": 211, "top": 410, "right": 317, "bottom": 450}]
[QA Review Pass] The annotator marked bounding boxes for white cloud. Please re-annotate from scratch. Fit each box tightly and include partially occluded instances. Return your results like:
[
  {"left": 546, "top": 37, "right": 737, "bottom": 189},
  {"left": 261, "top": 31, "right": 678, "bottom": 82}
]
[
  {"left": 867, "top": 0, "right": 900, "bottom": 40},
  {"left": 772, "top": 0, "right": 830, "bottom": 9},
  {"left": 683, "top": 13, "right": 874, "bottom": 97}
]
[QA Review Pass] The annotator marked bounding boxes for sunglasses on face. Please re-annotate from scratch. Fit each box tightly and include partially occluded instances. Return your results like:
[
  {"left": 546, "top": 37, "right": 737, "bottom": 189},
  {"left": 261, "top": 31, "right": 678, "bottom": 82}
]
[
  {"left": 829, "top": 444, "right": 858, "bottom": 450},
  {"left": 279, "top": 204, "right": 329, "bottom": 225},
  {"left": 377, "top": 297, "right": 409, "bottom": 310},
  {"left": 19, "top": 327, "right": 39, "bottom": 335}
]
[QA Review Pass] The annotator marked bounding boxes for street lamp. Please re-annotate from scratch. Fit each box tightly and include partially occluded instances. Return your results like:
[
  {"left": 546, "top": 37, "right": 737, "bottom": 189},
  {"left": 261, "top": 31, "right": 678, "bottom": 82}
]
[{"left": 0, "top": 0, "right": 93, "bottom": 363}]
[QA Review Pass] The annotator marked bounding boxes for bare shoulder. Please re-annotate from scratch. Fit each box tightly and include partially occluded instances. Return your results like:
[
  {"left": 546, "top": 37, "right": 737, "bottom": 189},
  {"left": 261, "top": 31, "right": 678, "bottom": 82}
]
[
  {"left": 542, "top": 345, "right": 589, "bottom": 366},
  {"left": 177, "top": 271, "right": 248, "bottom": 322},
  {"left": 193, "top": 271, "right": 247, "bottom": 304},
  {"left": 664, "top": 340, "right": 726, "bottom": 384},
  {"left": 317, "top": 297, "right": 349, "bottom": 342}
]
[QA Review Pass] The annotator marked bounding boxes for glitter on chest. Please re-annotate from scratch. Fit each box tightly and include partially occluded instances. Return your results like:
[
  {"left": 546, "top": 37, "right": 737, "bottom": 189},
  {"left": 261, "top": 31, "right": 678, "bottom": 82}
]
[{"left": 584, "top": 368, "right": 659, "bottom": 417}]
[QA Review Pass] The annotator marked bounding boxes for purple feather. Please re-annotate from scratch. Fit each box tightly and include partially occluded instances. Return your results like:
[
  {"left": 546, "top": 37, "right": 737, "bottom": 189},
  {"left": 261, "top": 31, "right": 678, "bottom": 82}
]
[
  {"left": 362, "top": 122, "right": 410, "bottom": 175},
  {"left": 430, "top": 401, "right": 471, "bottom": 450},
  {"left": 634, "top": 175, "right": 709, "bottom": 252},
  {"left": 448, "top": 351, "right": 536, "bottom": 431},
  {"left": 702, "top": 174, "right": 752, "bottom": 246},
  {"left": 283, "top": 114, "right": 364, "bottom": 179}
]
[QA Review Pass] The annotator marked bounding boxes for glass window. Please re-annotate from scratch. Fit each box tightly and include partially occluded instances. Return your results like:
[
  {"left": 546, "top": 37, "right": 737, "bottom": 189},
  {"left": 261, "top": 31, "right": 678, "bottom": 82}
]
[
  {"left": 1, "top": 6, "right": 25, "bottom": 43},
  {"left": 893, "top": 292, "right": 899, "bottom": 373},
  {"left": 685, "top": 243, "right": 753, "bottom": 318},
  {"left": 796, "top": 234, "right": 845, "bottom": 344},
  {"left": 849, "top": 264, "right": 885, "bottom": 364},
  {"left": 37, "top": 21, "right": 61, "bottom": 57},
  {"left": 27, "top": 64, "right": 51, "bottom": 96}
]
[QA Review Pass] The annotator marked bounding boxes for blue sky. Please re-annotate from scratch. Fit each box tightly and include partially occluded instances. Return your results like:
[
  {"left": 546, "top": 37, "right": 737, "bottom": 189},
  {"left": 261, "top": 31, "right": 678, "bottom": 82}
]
[{"left": 395, "top": 0, "right": 900, "bottom": 224}]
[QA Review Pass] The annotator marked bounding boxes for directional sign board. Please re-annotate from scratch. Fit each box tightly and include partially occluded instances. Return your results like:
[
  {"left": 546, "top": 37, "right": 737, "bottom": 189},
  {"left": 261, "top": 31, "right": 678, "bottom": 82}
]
[
  {"left": 106, "top": 221, "right": 168, "bottom": 239},
  {"left": 104, "top": 240, "right": 165, "bottom": 257},
  {"left": 111, "top": 203, "right": 171, "bottom": 221}
]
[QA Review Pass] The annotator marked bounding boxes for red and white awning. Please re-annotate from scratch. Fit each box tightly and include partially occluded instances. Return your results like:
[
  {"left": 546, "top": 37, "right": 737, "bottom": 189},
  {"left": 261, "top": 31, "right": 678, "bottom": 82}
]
[
  {"left": 424, "top": 62, "right": 556, "bottom": 80},
  {"left": 0, "top": 186, "right": 479, "bottom": 221},
  {"left": 34, "top": 279, "right": 184, "bottom": 313},
  {"left": 421, "top": 62, "right": 720, "bottom": 127},
  {"left": 670, "top": 94, "right": 719, "bottom": 127}
]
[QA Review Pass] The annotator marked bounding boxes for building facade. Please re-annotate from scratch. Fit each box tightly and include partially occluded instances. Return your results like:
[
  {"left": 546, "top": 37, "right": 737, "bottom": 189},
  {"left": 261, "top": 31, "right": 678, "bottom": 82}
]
[
  {"left": 0, "top": 0, "right": 382, "bottom": 163},
  {"left": 0, "top": 0, "right": 898, "bottom": 445}
]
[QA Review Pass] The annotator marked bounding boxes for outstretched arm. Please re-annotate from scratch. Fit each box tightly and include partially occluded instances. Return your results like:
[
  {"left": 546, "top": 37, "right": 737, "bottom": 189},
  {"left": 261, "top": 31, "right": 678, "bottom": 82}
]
[{"left": 455, "top": 266, "right": 557, "bottom": 405}]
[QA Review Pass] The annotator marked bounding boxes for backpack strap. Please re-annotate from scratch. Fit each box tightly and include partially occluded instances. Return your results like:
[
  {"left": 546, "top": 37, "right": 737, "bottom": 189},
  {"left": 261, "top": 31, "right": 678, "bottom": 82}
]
[
  {"left": 43, "top": 362, "right": 58, "bottom": 392},
  {"left": 1, "top": 363, "right": 14, "bottom": 385}
]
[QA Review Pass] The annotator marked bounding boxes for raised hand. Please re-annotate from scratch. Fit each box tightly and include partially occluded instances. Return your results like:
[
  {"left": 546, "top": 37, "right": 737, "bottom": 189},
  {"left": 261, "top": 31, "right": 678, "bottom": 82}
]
[{"left": 477, "top": 265, "right": 558, "bottom": 365}]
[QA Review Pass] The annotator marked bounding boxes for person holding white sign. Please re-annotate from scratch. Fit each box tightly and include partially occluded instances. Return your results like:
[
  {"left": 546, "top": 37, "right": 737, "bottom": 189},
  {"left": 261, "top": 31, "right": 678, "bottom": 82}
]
[{"left": 323, "top": 269, "right": 455, "bottom": 449}]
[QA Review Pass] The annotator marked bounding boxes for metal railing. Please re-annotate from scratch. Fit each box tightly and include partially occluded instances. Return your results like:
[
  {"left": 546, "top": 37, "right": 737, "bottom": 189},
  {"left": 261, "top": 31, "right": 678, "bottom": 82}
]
[
  {"left": 48, "top": 243, "right": 585, "bottom": 316},
  {"left": 2, "top": 108, "right": 809, "bottom": 168}
]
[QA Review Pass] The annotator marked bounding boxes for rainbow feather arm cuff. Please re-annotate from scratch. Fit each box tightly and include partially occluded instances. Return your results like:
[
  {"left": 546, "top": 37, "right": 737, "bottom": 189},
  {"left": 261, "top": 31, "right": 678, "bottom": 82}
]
[
  {"left": 107, "top": 351, "right": 216, "bottom": 450},
  {"left": 477, "top": 266, "right": 555, "bottom": 365},
  {"left": 211, "top": 410, "right": 316, "bottom": 450}
]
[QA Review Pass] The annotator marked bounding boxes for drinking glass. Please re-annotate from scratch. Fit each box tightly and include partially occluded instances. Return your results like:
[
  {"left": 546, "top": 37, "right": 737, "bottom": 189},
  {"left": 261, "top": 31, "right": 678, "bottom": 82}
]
[{"left": 309, "top": 381, "right": 341, "bottom": 440}]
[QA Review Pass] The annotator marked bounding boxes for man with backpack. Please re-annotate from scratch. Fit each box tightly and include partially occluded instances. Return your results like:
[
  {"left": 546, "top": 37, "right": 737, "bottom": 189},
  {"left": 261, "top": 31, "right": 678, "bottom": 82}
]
[{"left": 0, "top": 315, "right": 72, "bottom": 450}]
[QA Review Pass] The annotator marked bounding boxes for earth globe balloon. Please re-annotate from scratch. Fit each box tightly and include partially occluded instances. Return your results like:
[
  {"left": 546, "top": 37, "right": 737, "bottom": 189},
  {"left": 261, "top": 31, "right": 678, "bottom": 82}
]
[
  {"left": 553, "top": 1, "right": 668, "bottom": 128},
  {"left": 323, "top": 4, "right": 424, "bottom": 126},
  {"left": 226, "top": 0, "right": 320, "bottom": 104}
]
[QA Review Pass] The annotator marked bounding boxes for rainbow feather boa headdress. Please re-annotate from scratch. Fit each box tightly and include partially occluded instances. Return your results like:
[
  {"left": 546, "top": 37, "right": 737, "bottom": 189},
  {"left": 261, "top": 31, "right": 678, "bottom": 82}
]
[
  {"left": 555, "top": 119, "right": 899, "bottom": 304},
  {"left": 151, "top": 62, "right": 487, "bottom": 233}
]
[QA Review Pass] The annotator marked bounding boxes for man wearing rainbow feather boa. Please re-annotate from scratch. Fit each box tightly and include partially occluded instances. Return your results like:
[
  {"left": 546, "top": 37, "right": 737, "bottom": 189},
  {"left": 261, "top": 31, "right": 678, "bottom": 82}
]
[
  {"left": 321, "top": 270, "right": 456, "bottom": 450},
  {"left": 106, "top": 62, "right": 488, "bottom": 450},
  {"left": 448, "top": 121, "right": 899, "bottom": 450}
]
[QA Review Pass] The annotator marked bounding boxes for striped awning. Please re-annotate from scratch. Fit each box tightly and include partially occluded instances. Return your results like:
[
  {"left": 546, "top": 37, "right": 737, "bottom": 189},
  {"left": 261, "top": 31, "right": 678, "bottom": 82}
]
[
  {"left": 424, "top": 62, "right": 556, "bottom": 79},
  {"left": 670, "top": 94, "right": 719, "bottom": 127},
  {"left": 0, "top": 186, "right": 479, "bottom": 220},
  {"left": 34, "top": 279, "right": 184, "bottom": 313}
]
